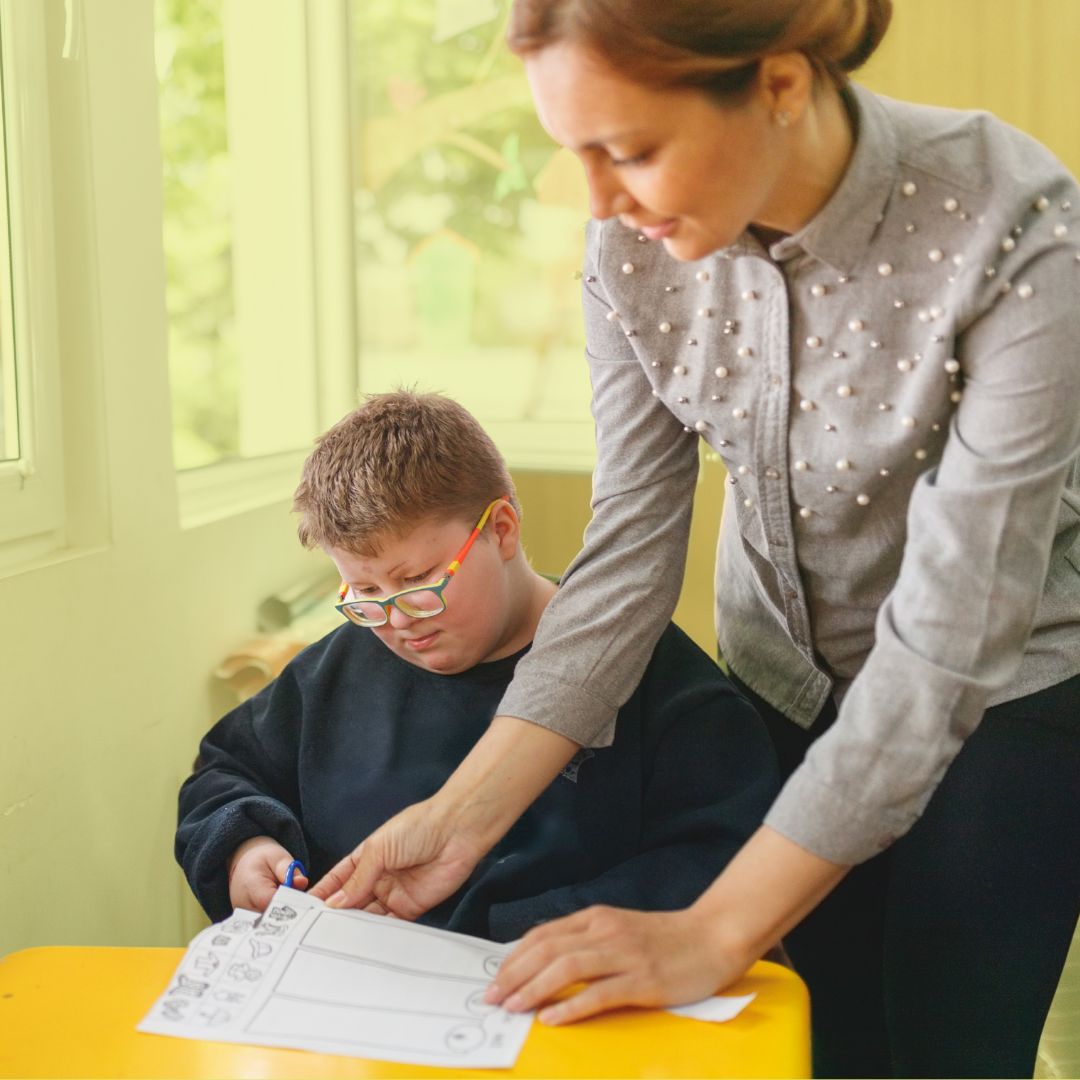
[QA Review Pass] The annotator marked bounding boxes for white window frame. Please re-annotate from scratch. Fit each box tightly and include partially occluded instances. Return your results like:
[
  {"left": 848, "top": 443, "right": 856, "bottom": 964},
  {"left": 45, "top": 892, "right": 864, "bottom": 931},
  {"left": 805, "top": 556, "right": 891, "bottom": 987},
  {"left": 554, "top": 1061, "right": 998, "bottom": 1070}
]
[
  {"left": 174, "top": 0, "right": 357, "bottom": 528},
  {"left": 0, "top": 0, "right": 66, "bottom": 569}
]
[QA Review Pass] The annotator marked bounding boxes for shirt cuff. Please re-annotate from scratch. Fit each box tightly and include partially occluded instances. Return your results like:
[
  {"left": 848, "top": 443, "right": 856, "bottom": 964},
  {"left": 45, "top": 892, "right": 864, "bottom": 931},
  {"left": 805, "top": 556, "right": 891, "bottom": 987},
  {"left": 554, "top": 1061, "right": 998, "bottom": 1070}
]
[
  {"left": 496, "top": 673, "right": 618, "bottom": 749},
  {"left": 764, "top": 766, "right": 912, "bottom": 865}
]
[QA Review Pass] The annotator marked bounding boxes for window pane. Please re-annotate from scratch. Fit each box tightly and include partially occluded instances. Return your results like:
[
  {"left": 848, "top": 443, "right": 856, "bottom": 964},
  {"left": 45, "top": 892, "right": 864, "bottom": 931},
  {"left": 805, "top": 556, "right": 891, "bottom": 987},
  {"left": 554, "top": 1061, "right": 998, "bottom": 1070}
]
[
  {"left": 351, "top": 0, "right": 594, "bottom": 470},
  {"left": 0, "top": 37, "right": 19, "bottom": 464},
  {"left": 157, "top": 0, "right": 322, "bottom": 473},
  {"left": 155, "top": 0, "right": 239, "bottom": 471}
]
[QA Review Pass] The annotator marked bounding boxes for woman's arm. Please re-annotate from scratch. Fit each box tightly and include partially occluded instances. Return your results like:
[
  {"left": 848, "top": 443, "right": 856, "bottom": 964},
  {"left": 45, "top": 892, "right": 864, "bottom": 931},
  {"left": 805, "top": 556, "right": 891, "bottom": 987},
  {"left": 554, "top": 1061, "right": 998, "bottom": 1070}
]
[
  {"left": 311, "top": 715, "right": 579, "bottom": 911},
  {"left": 484, "top": 825, "right": 847, "bottom": 1024}
]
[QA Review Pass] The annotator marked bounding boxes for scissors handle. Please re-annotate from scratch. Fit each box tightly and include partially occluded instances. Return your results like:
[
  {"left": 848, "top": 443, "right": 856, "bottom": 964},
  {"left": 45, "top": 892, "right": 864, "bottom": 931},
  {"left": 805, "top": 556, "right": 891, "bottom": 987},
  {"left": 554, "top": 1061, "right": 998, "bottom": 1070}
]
[{"left": 283, "top": 859, "right": 306, "bottom": 889}]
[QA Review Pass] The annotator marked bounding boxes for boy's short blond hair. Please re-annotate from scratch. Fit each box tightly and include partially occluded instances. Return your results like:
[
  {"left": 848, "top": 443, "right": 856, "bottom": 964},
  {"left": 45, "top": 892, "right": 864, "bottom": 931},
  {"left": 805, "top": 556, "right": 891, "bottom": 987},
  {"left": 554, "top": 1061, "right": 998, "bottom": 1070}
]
[{"left": 293, "top": 391, "right": 520, "bottom": 555}]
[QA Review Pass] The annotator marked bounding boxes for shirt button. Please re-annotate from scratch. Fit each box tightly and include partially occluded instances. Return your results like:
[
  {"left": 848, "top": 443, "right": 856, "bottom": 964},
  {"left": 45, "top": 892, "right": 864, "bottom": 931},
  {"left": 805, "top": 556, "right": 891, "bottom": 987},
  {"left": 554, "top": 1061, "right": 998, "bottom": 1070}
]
[
  {"left": 785, "top": 588, "right": 797, "bottom": 600},
  {"left": 765, "top": 467, "right": 780, "bottom": 479}
]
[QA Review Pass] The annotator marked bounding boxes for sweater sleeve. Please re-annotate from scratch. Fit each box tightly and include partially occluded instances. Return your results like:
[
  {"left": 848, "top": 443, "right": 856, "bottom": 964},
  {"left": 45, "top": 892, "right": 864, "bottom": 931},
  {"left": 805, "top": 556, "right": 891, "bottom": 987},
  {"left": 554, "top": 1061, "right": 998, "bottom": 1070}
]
[
  {"left": 496, "top": 220, "right": 701, "bottom": 748},
  {"left": 175, "top": 667, "right": 309, "bottom": 921},
  {"left": 488, "top": 633, "right": 779, "bottom": 940}
]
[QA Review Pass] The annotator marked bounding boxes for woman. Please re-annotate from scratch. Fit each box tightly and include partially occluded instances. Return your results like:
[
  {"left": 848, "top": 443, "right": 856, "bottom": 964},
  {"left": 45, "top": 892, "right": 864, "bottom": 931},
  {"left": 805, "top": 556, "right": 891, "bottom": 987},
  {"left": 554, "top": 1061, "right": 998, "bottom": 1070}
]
[{"left": 312, "top": 1, "right": 1080, "bottom": 1074}]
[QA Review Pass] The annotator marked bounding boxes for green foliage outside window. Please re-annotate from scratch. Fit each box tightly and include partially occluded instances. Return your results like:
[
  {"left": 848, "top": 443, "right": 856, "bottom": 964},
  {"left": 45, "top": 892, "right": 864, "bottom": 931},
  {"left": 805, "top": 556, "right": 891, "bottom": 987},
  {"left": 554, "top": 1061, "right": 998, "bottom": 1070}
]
[{"left": 155, "top": 0, "right": 239, "bottom": 471}]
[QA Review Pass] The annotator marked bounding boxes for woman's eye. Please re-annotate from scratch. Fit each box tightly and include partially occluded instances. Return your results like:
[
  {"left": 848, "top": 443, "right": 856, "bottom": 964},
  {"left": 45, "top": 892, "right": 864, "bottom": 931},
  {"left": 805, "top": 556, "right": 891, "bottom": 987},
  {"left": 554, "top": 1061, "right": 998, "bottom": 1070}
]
[{"left": 611, "top": 150, "right": 651, "bottom": 168}]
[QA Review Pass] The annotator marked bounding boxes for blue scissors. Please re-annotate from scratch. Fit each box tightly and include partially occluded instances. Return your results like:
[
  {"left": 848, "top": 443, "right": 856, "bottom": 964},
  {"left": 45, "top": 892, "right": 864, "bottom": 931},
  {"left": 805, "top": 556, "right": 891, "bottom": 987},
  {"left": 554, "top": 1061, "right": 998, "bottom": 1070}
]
[{"left": 283, "top": 859, "right": 307, "bottom": 889}]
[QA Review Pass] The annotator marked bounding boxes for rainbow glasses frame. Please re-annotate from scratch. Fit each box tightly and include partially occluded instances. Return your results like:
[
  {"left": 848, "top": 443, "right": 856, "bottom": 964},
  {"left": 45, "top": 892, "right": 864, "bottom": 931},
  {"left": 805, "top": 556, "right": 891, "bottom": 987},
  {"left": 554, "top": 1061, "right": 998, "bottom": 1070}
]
[{"left": 334, "top": 497, "right": 505, "bottom": 627}]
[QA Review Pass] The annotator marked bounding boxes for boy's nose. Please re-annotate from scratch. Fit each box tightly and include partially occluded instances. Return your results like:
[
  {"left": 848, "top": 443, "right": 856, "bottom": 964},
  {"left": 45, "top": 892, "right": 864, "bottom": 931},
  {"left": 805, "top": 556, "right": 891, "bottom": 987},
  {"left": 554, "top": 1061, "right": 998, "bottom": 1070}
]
[{"left": 386, "top": 604, "right": 419, "bottom": 630}]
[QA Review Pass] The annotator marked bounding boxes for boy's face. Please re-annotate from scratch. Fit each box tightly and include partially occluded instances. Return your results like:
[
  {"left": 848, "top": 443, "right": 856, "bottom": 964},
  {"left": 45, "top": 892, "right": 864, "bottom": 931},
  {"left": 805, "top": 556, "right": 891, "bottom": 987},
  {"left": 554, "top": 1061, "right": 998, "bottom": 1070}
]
[{"left": 326, "top": 510, "right": 525, "bottom": 675}]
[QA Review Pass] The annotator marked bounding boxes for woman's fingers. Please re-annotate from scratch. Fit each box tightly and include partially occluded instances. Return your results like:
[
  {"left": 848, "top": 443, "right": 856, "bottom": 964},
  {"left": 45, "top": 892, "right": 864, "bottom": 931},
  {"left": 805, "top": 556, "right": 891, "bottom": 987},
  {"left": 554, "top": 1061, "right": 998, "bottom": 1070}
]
[
  {"left": 487, "top": 907, "right": 618, "bottom": 1006},
  {"left": 326, "top": 846, "right": 386, "bottom": 909},
  {"left": 537, "top": 974, "right": 640, "bottom": 1026},
  {"left": 308, "top": 848, "right": 361, "bottom": 901}
]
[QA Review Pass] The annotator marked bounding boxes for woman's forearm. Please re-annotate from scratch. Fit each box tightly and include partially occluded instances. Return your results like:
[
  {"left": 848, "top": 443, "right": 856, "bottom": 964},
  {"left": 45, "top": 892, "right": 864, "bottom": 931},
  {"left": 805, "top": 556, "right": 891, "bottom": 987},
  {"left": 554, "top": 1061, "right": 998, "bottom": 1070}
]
[
  {"left": 434, "top": 714, "right": 581, "bottom": 853},
  {"left": 693, "top": 824, "right": 850, "bottom": 963}
]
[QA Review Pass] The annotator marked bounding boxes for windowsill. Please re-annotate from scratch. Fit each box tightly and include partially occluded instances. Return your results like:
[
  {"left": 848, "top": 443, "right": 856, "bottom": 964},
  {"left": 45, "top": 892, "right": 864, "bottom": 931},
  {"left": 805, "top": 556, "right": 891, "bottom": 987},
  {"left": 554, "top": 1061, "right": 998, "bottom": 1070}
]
[
  {"left": 176, "top": 449, "right": 310, "bottom": 530},
  {"left": 0, "top": 535, "right": 109, "bottom": 581}
]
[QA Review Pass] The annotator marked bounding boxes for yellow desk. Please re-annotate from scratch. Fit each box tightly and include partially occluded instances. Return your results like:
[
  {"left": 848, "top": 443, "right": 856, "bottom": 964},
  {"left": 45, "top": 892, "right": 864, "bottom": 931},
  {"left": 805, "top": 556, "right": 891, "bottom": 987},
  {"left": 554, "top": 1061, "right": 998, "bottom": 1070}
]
[{"left": 0, "top": 947, "right": 809, "bottom": 1078}]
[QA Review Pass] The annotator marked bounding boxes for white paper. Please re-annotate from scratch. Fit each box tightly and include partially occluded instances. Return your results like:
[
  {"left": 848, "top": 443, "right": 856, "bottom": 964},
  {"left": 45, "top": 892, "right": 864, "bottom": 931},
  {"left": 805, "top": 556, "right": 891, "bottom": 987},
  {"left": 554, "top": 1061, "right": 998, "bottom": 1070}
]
[
  {"left": 665, "top": 992, "right": 757, "bottom": 1023},
  {"left": 138, "top": 887, "right": 533, "bottom": 1069}
]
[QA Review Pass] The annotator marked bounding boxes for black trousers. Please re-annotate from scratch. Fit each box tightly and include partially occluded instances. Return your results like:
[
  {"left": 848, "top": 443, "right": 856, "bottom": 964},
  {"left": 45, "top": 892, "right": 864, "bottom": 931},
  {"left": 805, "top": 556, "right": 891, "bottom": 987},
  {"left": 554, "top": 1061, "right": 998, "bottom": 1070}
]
[{"left": 730, "top": 670, "right": 1080, "bottom": 1079}]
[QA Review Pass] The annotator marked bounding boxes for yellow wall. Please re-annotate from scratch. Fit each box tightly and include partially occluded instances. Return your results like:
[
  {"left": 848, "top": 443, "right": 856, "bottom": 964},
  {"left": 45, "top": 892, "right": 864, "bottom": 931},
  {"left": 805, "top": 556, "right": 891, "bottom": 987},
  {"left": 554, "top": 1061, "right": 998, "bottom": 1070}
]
[{"left": 1, "top": 0, "right": 1078, "bottom": 968}]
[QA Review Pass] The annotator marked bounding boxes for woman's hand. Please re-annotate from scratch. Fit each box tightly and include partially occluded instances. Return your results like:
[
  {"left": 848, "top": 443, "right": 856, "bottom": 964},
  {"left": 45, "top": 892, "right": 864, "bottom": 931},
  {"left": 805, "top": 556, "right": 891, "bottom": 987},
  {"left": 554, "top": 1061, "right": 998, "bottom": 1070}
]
[
  {"left": 309, "top": 716, "right": 580, "bottom": 919},
  {"left": 308, "top": 798, "right": 486, "bottom": 918},
  {"left": 484, "top": 905, "right": 753, "bottom": 1025},
  {"left": 227, "top": 836, "right": 308, "bottom": 912},
  {"left": 485, "top": 826, "right": 850, "bottom": 1025}
]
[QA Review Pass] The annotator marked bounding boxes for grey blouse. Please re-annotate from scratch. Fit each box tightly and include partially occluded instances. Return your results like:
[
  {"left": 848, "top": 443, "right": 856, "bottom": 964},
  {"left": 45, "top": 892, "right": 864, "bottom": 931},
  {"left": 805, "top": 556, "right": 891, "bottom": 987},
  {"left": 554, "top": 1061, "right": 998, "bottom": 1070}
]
[{"left": 498, "top": 83, "right": 1080, "bottom": 865}]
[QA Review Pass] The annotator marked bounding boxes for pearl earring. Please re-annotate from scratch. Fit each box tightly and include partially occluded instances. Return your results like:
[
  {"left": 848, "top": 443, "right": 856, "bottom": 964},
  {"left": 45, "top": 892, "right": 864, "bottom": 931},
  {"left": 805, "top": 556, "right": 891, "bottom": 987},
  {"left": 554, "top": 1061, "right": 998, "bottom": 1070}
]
[{"left": 773, "top": 109, "right": 791, "bottom": 128}]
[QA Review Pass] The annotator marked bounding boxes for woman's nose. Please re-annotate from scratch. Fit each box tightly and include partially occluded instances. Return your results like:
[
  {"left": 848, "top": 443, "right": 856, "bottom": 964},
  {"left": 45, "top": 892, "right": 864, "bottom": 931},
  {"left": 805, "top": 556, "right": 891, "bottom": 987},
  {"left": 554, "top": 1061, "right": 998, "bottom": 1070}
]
[{"left": 585, "top": 163, "right": 635, "bottom": 221}]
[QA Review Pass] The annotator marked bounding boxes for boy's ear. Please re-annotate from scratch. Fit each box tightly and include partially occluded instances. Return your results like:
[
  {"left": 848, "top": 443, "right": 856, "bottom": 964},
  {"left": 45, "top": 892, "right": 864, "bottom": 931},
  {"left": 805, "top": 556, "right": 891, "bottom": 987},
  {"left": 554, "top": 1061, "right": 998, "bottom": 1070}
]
[{"left": 490, "top": 500, "right": 522, "bottom": 560}]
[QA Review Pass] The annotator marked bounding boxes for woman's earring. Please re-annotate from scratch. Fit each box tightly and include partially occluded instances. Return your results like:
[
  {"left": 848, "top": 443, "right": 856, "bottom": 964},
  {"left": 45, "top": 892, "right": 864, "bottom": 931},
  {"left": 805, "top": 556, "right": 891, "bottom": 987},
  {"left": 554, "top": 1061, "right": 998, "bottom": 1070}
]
[{"left": 773, "top": 109, "right": 792, "bottom": 128}]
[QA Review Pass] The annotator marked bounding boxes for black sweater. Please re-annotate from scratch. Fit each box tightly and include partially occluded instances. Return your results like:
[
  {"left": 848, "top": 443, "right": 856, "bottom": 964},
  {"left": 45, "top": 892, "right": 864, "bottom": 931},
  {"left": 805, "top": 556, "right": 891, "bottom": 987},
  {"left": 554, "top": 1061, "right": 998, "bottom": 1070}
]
[{"left": 176, "top": 621, "right": 778, "bottom": 941}]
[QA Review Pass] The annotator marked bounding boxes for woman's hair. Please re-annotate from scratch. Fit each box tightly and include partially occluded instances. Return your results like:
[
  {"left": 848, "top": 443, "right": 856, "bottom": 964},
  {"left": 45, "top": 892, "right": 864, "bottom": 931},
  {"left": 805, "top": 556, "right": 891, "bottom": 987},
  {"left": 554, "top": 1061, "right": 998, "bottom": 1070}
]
[
  {"left": 507, "top": 0, "right": 892, "bottom": 97},
  {"left": 293, "top": 390, "right": 520, "bottom": 555}
]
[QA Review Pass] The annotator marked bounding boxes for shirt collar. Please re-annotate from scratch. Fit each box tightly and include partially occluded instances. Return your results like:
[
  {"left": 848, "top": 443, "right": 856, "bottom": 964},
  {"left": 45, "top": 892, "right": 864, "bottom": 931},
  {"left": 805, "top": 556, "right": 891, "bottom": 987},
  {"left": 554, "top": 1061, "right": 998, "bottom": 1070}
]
[{"left": 758, "top": 84, "right": 899, "bottom": 274}]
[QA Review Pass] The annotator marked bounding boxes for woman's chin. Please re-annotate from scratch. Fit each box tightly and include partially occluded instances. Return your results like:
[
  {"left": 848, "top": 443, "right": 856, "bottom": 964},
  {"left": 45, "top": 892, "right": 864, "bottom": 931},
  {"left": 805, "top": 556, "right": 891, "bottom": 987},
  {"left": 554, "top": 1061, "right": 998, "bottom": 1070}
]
[{"left": 661, "top": 230, "right": 731, "bottom": 263}]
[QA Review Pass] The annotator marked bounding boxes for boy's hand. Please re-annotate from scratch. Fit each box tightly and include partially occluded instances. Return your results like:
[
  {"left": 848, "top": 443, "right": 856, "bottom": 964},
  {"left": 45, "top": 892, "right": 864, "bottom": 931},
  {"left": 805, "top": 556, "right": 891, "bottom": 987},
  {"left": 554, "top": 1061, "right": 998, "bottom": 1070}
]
[{"left": 227, "top": 836, "right": 308, "bottom": 912}]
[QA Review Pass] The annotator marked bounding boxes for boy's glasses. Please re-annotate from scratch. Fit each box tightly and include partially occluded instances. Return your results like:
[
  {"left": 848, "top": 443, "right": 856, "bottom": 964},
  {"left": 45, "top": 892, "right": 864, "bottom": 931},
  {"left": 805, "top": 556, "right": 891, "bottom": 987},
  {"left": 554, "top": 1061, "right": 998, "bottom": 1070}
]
[{"left": 335, "top": 497, "right": 504, "bottom": 628}]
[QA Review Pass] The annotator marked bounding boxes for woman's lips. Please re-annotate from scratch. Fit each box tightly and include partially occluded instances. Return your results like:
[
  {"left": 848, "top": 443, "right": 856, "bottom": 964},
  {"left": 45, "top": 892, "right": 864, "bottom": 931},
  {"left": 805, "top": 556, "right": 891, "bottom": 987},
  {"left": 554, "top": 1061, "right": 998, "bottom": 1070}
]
[
  {"left": 403, "top": 630, "right": 440, "bottom": 651},
  {"left": 640, "top": 219, "right": 677, "bottom": 241}
]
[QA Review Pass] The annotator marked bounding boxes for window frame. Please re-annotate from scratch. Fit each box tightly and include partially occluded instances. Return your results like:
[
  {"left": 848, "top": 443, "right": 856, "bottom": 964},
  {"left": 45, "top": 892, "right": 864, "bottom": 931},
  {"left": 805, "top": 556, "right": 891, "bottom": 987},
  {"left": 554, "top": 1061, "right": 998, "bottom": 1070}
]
[
  {"left": 172, "top": 0, "right": 358, "bottom": 528},
  {"left": 0, "top": 0, "right": 66, "bottom": 566}
]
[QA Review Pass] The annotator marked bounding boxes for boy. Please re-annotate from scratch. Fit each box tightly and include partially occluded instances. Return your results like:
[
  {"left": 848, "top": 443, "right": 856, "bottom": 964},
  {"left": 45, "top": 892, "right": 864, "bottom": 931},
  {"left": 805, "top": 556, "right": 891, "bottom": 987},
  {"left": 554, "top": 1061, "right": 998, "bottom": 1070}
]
[{"left": 176, "top": 391, "right": 778, "bottom": 941}]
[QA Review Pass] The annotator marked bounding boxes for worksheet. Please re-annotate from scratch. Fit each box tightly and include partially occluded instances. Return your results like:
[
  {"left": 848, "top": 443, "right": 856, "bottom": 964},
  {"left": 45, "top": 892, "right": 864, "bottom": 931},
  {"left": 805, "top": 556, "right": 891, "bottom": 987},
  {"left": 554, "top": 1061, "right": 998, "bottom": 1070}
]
[{"left": 137, "top": 887, "right": 534, "bottom": 1069}]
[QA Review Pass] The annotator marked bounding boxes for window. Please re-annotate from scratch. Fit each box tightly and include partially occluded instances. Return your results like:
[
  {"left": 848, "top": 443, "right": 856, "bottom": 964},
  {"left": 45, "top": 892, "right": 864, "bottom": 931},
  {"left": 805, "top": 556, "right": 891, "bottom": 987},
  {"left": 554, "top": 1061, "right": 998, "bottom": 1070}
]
[
  {"left": 156, "top": 0, "right": 357, "bottom": 524},
  {"left": 0, "top": 60, "right": 17, "bottom": 465},
  {"left": 350, "top": 0, "right": 594, "bottom": 470},
  {"left": 0, "top": 0, "right": 64, "bottom": 560},
  {"left": 155, "top": 0, "right": 594, "bottom": 525}
]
